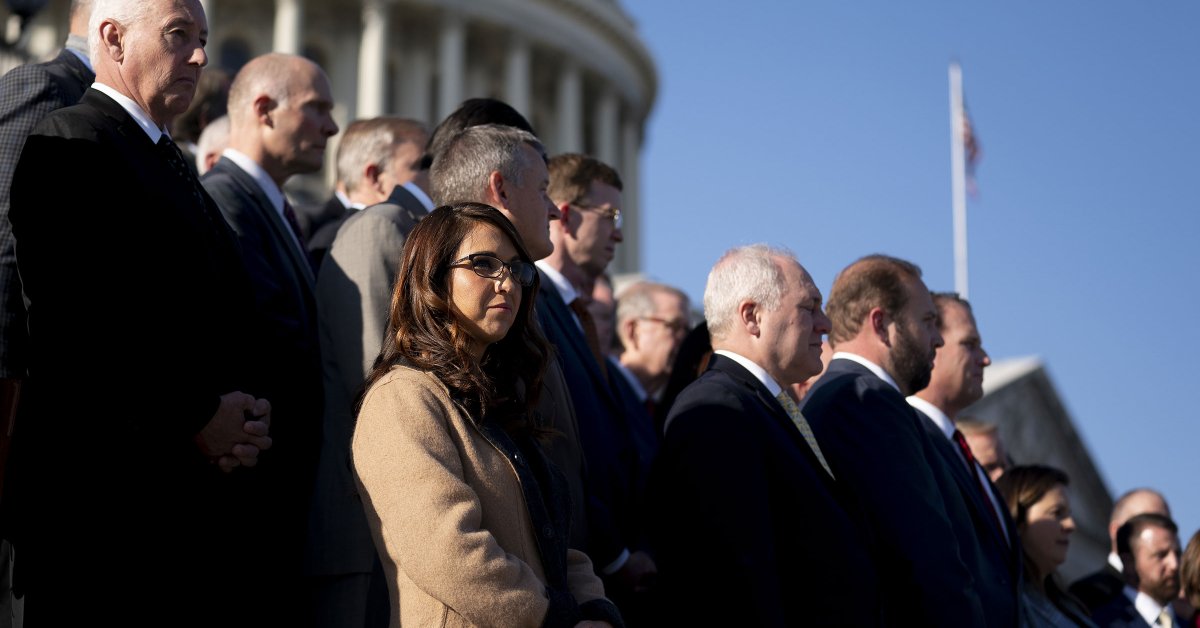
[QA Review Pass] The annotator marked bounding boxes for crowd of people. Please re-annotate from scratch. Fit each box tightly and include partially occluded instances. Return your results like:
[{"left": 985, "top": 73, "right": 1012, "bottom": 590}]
[{"left": 0, "top": 1, "right": 1195, "bottom": 627}]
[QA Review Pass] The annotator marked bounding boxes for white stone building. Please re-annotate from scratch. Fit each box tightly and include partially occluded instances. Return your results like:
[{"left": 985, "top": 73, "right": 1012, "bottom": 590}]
[{"left": 1, "top": 0, "right": 658, "bottom": 274}]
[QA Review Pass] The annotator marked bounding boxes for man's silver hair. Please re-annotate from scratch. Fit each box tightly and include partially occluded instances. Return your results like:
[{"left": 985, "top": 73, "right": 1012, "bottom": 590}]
[
  {"left": 617, "top": 281, "right": 689, "bottom": 327},
  {"left": 704, "top": 244, "right": 794, "bottom": 340},
  {"left": 429, "top": 124, "right": 544, "bottom": 206},
  {"left": 336, "top": 118, "right": 427, "bottom": 191},
  {"left": 87, "top": 0, "right": 154, "bottom": 62}
]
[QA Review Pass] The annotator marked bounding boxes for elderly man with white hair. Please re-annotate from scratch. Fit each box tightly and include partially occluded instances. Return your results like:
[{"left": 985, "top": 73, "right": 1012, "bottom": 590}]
[
  {"left": 6, "top": 0, "right": 274, "bottom": 624},
  {"left": 650, "top": 244, "right": 879, "bottom": 626}
]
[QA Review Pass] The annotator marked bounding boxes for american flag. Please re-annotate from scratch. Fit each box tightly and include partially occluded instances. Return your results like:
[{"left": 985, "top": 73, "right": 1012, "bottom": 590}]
[{"left": 962, "top": 102, "right": 982, "bottom": 197}]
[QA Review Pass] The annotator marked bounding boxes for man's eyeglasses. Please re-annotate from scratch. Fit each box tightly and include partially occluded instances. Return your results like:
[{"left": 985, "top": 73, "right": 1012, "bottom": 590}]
[
  {"left": 451, "top": 253, "right": 536, "bottom": 287},
  {"left": 641, "top": 316, "right": 689, "bottom": 335},
  {"left": 571, "top": 203, "right": 623, "bottom": 229}
]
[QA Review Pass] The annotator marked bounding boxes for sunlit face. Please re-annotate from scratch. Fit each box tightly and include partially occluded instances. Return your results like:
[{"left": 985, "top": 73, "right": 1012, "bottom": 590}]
[
  {"left": 498, "top": 143, "right": 558, "bottom": 261},
  {"left": 265, "top": 62, "right": 338, "bottom": 177},
  {"left": 1129, "top": 525, "right": 1182, "bottom": 604},
  {"left": 1021, "top": 483, "right": 1075, "bottom": 581},
  {"left": 929, "top": 301, "right": 991, "bottom": 411},
  {"left": 630, "top": 291, "right": 690, "bottom": 387},
  {"left": 889, "top": 277, "right": 944, "bottom": 395},
  {"left": 112, "top": 0, "right": 208, "bottom": 126},
  {"left": 758, "top": 259, "right": 831, "bottom": 386},
  {"left": 448, "top": 222, "right": 523, "bottom": 358},
  {"left": 566, "top": 181, "right": 623, "bottom": 278}
]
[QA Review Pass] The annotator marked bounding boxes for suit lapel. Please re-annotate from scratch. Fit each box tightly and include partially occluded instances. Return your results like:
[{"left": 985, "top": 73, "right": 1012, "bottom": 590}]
[
  {"left": 708, "top": 355, "right": 838, "bottom": 490},
  {"left": 536, "top": 272, "right": 619, "bottom": 409},
  {"left": 217, "top": 158, "right": 316, "bottom": 289}
]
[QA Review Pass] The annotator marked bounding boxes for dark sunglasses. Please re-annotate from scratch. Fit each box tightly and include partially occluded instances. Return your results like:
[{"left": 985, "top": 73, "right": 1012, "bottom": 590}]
[{"left": 451, "top": 253, "right": 536, "bottom": 287}]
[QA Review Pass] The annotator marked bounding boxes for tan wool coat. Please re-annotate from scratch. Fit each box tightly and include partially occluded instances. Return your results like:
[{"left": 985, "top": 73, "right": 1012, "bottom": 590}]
[{"left": 352, "top": 365, "right": 611, "bottom": 627}]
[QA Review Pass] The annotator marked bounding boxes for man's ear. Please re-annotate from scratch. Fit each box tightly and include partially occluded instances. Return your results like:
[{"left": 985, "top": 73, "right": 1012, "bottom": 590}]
[
  {"left": 869, "top": 307, "right": 891, "bottom": 347},
  {"left": 558, "top": 203, "right": 576, "bottom": 235},
  {"left": 99, "top": 19, "right": 123, "bottom": 62},
  {"left": 738, "top": 300, "right": 761, "bottom": 337},
  {"left": 364, "top": 163, "right": 384, "bottom": 194},
  {"left": 253, "top": 95, "right": 277, "bottom": 127},
  {"left": 619, "top": 316, "right": 639, "bottom": 351},
  {"left": 486, "top": 170, "right": 506, "bottom": 207}
]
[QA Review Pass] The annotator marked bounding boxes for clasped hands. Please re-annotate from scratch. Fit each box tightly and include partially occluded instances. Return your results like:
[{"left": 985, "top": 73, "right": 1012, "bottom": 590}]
[{"left": 194, "top": 391, "right": 273, "bottom": 472}]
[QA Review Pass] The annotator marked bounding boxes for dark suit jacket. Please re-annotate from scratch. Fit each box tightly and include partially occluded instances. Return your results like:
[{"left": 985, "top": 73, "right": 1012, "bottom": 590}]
[
  {"left": 650, "top": 354, "right": 879, "bottom": 626},
  {"left": 6, "top": 88, "right": 263, "bottom": 623},
  {"left": 306, "top": 185, "right": 428, "bottom": 578},
  {"left": 0, "top": 47, "right": 93, "bottom": 379},
  {"left": 202, "top": 157, "right": 324, "bottom": 584},
  {"left": 1071, "top": 564, "right": 1127, "bottom": 613},
  {"left": 305, "top": 194, "right": 352, "bottom": 272},
  {"left": 801, "top": 357, "right": 986, "bottom": 626},
  {"left": 914, "top": 407, "right": 1021, "bottom": 627},
  {"left": 1092, "top": 593, "right": 1156, "bottom": 628},
  {"left": 535, "top": 270, "right": 644, "bottom": 570}
]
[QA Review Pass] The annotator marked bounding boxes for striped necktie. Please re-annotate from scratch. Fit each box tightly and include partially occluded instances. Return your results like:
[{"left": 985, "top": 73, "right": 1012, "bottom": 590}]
[{"left": 775, "top": 391, "right": 834, "bottom": 478}]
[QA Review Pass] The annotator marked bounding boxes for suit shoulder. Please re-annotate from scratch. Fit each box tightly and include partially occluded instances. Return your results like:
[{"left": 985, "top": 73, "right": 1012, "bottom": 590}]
[{"left": 664, "top": 371, "right": 759, "bottom": 435}]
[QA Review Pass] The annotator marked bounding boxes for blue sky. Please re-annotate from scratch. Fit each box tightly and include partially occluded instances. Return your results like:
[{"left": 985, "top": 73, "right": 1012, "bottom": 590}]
[{"left": 623, "top": 1, "right": 1200, "bottom": 539}]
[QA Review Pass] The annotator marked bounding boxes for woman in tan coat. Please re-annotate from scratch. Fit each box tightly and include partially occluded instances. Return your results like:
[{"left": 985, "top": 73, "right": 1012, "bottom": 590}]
[{"left": 352, "top": 202, "right": 622, "bottom": 628}]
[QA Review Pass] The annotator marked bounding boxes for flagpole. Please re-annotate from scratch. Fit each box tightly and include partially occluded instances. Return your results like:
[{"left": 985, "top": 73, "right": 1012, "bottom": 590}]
[{"left": 949, "top": 61, "right": 969, "bottom": 299}]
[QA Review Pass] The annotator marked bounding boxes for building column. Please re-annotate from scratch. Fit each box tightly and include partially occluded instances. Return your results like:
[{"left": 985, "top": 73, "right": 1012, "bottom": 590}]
[
  {"left": 504, "top": 36, "right": 531, "bottom": 119},
  {"left": 400, "top": 46, "right": 432, "bottom": 124},
  {"left": 556, "top": 62, "right": 583, "bottom": 153},
  {"left": 618, "top": 114, "right": 641, "bottom": 274},
  {"left": 356, "top": 0, "right": 389, "bottom": 118},
  {"left": 437, "top": 14, "right": 465, "bottom": 120},
  {"left": 593, "top": 87, "right": 619, "bottom": 167},
  {"left": 273, "top": 0, "right": 303, "bottom": 54}
]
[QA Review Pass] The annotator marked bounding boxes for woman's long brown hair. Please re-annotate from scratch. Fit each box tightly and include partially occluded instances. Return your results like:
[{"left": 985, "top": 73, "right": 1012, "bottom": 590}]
[{"left": 358, "top": 202, "right": 551, "bottom": 433}]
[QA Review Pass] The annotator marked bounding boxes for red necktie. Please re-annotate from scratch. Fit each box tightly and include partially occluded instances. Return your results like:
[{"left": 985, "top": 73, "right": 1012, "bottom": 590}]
[
  {"left": 953, "top": 429, "right": 1006, "bottom": 539},
  {"left": 569, "top": 297, "right": 607, "bottom": 380}
]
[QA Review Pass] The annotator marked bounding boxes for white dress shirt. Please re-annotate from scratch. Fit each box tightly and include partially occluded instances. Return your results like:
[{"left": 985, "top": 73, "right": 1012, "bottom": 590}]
[
  {"left": 220, "top": 148, "right": 305, "bottom": 255},
  {"left": 1124, "top": 585, "right": 1179, "bottom": 627},
  {"left": 91, "top": 83, "right": 166, "bottom": 143}
]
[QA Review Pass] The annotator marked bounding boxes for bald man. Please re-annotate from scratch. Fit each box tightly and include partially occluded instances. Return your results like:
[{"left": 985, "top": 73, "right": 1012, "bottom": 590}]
[
  {"left": 1071, "top": 488, "right": 1173, "bottom": 612},
  {"left": 202, "top": 52, "right": 339, "bottom": 624}
]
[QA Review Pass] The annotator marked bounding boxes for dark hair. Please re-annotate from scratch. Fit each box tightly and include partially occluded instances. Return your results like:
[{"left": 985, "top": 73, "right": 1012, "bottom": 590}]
[
  {"left": 421, "top": 98, "right": 535, "bottom": 171},
  {"left": 826, "top": 254, "right": 923, "bottom": 345},
  {"left": 1183, "top": 529, "right": 1200, "bottom": 609},
  {"left": 1117, "top": 513, "right": 1179, "bottom": 558},
  {"left": 359, "top": 202, "right": 551, "bottom": 433},
  {"left": 930, "top": 291, "right": 973, "bottom": 331},
  {"left": 655, "top": 321, "right": 712, "bottom": 435},
  {"left": 171, "top": 69, "right": 230, "bottom": 144},
  {"left": 547, "top": 153, "right": 623, "bottom": 205}
]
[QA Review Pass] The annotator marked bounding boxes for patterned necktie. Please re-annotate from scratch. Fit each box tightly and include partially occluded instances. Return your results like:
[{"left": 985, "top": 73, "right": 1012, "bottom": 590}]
[
  {"left": 1158, "top": 608, "right": 1175, "bottom": 628},
  {"left": 775, "top": 391, "right": 834, "bottom": 478},
  {"left": 953, "top": 429, "right": 1006, "bottom": 538},
  {"left": 568, "top": 297, "right": 608, "bottom": 376},
  {"left": 157, "top": 135, "right": 207, "bottom": 209}
]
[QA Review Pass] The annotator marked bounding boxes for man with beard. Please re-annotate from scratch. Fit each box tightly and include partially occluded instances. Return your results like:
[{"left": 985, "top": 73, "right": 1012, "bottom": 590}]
[
  {"left": 801, "top": 254, "right": 986, "bottom": 627},
  {"left": 1093, "top": 513, "right": 1183, "bottom": 628},
  {"left": 907, "top": 293, "right": 1020, "bottom": 627}
]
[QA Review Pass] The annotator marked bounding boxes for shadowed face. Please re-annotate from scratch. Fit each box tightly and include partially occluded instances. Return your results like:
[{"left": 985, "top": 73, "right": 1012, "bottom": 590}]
[
  {"left": 889, "top": 277, "right": 943, "bottom": 395},
  {"left": 1021, "top": 483, "right": 1075, "bottom": 581},
  {"left": 928, "top": 301, "right": 991, "bottom": 412},
  {"left": 1129, "top": 525, "right": 1182, "bottom": 605},
  {"left": 758, "top": 259, "right": 831, "bottom": 386},
  {"left": 448, "top": 222, "right": 523, "bottom": 358},
  {"left": 264, "top": 61, "right": 338, "bottom": 177}
]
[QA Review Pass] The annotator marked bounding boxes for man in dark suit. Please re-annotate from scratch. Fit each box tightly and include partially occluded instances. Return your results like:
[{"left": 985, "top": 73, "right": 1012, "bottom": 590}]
[
  {"left": 0, "top": 2, "right": 94, "bottom": 622},
  {"left": 201, "top": 51, "right": 337, "bottom": 623},
  {"left": 652, "top": 244, "right": 878, "bottom": 626},
  {"left": 535, "top": 153, "right": 661, "bottom": 614},
  {"left": 1073, "top": 489, "right": 1174, "bottom": 612},
  {"left": 5, "top": 0, "right": 272, "bottom": 623},
  {"left": 305, "top": 116, "right": 429, "bottom": 271},
  {"left": 801, "top": 254, "right": 986, "bottom": 626},
  {"left": 1093, "top": 513, "right": 1183, "bottom": 628},
  {"left": 906, "top": 292, "right": 1021, "bottom": 627}
]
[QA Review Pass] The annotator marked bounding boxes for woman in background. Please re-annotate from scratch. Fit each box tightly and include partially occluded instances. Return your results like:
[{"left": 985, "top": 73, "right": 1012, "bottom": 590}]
[
  {"left": 997, "top": 465, "right": 1096, "bottom": 628},
  {"left": 352, "top": 203, "right": 621, "bottom": 628},
  {"left": 1181, "top": 529, "right": 1200, "bottom": 628}
]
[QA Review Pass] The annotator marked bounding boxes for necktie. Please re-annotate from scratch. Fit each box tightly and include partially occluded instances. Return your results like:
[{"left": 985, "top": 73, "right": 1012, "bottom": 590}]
[
  {"left": 282, "top": 199, "right": 306, "bottom": 245},
  {"left": 775, "top": 391, "right": 835, "bottom": 478},
  {"left": 953, "top": 429, "right": 1006, "bottom": 538},
  {"left": 569, "top": 297, "right": 607, "bottom": 377},
  {"left": 157, "top": 135, "right": 207, "bottom": 209},
  {"left": 1158, "top": 608, "right": 1175, "bottom": 628}
]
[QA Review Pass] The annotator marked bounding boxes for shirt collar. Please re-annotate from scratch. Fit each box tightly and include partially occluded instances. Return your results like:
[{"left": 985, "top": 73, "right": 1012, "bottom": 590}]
[
  {"left": 907, "top": 396, "right": 955, "bottom": 439},
  {"left": 1108, "top": 552, "right": 1124, "bottom": 572},
  {"left": 535, "top": 261, "right": 578, "bottom": 305},
  {"left": 334, "top": 189, "right": 362, "bottom": 211},
  {"left": 92, "top": 82, "right": 166, "bottom": 144},
  {"left": 832, "top": 351, "right": 900, "bottom": 392},
  {"left": 611, "top": 359, "right": 647, "bottom": 402},
  {"left": 65, "top": 34, "right": 92, "bottom": 72},
  {"left": 1124, "top": 585, "right": 1175, "bottom": 627},
  {"left": 402, "top": 181, "right": 435, "bottom": 211},
  {"left": 221, "top": 148, "right": 284, "bottom": 213},
  {"left": 713, "top": 350, "right": 782, "bottom": 397}
]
